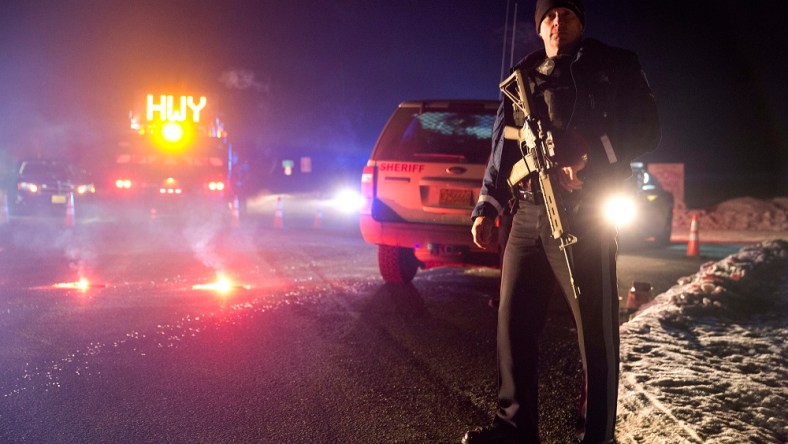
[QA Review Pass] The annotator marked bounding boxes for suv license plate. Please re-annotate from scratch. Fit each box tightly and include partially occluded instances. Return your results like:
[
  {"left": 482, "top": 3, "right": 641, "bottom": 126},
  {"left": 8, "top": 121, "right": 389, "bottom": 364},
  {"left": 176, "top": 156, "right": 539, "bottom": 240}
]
[
  {"left": 51, "top": 194, "right": 67, "bottom": 204},
  {"left": 439, "top": 189, "right": 472, "bottom": 207}
]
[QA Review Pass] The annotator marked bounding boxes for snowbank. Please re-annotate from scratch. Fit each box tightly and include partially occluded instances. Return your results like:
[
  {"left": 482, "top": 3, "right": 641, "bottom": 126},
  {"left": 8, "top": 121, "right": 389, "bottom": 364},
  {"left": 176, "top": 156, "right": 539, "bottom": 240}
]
[
  {"left": 674, "top": 197, "right": 788, "bottom": 232},
  {"left": 616, "top": 239, "right": 787, "bottom": 443}
]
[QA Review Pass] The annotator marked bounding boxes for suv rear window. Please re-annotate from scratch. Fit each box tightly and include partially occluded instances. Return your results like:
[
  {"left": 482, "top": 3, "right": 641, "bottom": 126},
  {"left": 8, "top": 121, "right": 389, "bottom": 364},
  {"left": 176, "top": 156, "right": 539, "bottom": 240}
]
[
  {"left": 20, "top": 161, "right": 70, "bottom": 176},
  {"left": 373, "top": 105, "right": 496, "bottom": 164}
]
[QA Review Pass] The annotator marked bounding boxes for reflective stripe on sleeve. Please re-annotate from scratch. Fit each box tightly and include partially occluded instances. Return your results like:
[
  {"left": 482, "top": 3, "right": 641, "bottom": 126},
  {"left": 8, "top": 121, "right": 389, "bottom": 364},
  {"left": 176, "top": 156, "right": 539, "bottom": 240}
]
[
  {"left": 477, "top": 194, "right": 503, "bottom": 215},
  {"left": 600, "top": 133, "right": 617, "bottom": 164}
]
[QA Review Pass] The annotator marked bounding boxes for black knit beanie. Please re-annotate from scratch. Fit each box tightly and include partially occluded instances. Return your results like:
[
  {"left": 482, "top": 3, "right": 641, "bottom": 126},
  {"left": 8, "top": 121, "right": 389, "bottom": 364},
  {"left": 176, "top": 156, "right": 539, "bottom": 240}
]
[{"left": 534, "top": 0, "right": 585, "bottom": 33}]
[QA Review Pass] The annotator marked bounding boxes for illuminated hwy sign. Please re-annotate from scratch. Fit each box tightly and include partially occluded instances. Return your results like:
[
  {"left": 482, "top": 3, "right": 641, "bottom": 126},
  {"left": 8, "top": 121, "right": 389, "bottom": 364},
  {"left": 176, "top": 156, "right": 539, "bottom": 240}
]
[{"left": 146, "top": 95, "right": 207, "bottom": 123}]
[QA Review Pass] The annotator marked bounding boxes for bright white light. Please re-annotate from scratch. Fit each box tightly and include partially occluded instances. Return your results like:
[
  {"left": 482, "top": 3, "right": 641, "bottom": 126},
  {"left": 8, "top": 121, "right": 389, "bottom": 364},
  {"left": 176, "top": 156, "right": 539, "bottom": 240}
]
[
  {"left": 77, "top": 278, "right": 89, "bottom": 291},
  {"left": 332, "top": 189, "right": 366, "bottom": 213},
  {"left": 77, "top": 184, "right": 95, "bottom": 194},
  {"left": 214, "top": 277, "right": 233, "bottom": 293},
  {"left": 161, "top": 122, "right": 184, "bottom": 143},
  {"left": 18, "top": 182, "right": 39, "bottom": 193},
  {"left": 603, "top": 194, "right": 637, "bottom": 227}
]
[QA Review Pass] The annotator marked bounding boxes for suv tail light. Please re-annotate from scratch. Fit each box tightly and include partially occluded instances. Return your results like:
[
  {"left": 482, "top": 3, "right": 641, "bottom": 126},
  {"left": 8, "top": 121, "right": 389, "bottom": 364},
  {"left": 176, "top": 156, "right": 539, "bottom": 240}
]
[
  {"left": 360, "top": 164, "right": 376, "bottom": 215},
  {"left": 115, "top": 179, "right": 133, "bottom": 189},
  {"left": 208, "top": 181, "right": 225, "bottom": 191}
]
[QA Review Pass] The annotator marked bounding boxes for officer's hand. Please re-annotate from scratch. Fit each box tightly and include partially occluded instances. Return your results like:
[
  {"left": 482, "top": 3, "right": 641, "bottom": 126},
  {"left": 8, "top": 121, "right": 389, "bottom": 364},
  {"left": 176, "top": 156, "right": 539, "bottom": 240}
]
[
  {"left": 471, "top": 216, "right": 496, "bottom": 249},
  {"left": 558, "top": 157, "right": 587, "bottom": 192}
]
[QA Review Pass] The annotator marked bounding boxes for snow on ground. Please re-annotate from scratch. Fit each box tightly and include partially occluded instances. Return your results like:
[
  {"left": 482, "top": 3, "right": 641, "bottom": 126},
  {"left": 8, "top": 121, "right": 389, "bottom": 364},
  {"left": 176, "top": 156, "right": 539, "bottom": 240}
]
[
  {"left": 674, "top": 197, "right": 788, "bottom": 232},
  {"left": 671, "top": 197, "right": 787, "bottom": 244},
  {"left": 616, "top": 238, "right": 787, "bottom": 443}
]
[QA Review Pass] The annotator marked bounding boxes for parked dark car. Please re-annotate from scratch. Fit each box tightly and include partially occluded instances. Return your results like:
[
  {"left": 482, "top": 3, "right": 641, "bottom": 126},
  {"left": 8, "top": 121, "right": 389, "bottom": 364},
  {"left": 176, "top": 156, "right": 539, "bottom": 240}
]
[
  {"left": 13, "top": 159, "right": 95, "bottom": 214},
  {"left": 605, "top": 162, "right": 674, "bottom": 246}
]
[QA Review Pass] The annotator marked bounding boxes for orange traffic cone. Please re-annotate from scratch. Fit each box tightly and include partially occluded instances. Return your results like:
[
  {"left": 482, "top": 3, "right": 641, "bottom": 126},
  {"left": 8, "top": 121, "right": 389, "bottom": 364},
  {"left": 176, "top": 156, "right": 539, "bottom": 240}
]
[
  {"left": 625, "top": 281, "right": 652, "bottom": 315},
  {"left": 686, "top": 213, "right": 700, "bottom": 256},
  {"left": 0, "top": 190, "right": 9, "bottom": 225},
  {"left": 65, "top": 192, "right": 76, "bottom": 227},
  {"left": 313, "top": 207, "right": 323, "bottom": 230},
  {"left": 273, "top": 196, "right": 284, "bottom": 229}
]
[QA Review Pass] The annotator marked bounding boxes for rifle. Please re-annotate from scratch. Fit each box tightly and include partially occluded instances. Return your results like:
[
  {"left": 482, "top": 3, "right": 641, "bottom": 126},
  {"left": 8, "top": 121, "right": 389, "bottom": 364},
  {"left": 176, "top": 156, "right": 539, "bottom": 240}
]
[{"left": 499, "top": 69, "right": 581, "bottom": 299}]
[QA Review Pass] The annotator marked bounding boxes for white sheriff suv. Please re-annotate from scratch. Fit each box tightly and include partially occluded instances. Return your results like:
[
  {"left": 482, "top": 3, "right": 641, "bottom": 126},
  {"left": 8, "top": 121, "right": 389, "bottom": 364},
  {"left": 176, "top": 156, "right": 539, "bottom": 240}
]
[{"left": 359, "top": 100, "right": 500, "bottom": 283}]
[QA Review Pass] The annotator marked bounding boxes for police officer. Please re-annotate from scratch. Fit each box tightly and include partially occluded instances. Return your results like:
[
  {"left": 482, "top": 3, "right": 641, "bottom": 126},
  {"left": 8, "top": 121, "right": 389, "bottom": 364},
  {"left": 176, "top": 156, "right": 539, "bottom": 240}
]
[{"left": 464, "top": 0, "right": 660, "bottom": 443}]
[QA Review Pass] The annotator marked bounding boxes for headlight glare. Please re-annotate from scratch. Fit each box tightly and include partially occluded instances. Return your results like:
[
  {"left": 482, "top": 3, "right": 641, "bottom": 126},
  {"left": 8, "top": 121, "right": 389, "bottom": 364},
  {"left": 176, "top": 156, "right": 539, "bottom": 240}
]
[
  {"left": 18, "top": 182, "right": 39, "bottom": 193},
  {"left": 332, "top": 189, "right": 366, "bottom": 213},
  {"left": 603, "top": 194, "right": 636, "bottom": 227}
]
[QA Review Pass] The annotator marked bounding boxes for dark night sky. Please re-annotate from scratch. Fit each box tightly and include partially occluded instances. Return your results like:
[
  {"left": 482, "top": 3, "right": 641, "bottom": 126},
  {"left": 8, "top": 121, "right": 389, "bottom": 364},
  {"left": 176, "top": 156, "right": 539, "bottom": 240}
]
[{"left": 1, "top": 0, "right": 785, "bottom": 207}]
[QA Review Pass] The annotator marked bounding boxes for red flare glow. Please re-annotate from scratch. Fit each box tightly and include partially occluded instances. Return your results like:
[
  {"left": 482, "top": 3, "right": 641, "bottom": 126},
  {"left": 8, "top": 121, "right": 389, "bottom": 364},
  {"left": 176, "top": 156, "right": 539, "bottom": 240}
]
[
  {"left": 191, "top": 275, "right": 250, "bottom": 293},
  {"left": 52, "top": 278, "right": 105, "bottom": 291}
]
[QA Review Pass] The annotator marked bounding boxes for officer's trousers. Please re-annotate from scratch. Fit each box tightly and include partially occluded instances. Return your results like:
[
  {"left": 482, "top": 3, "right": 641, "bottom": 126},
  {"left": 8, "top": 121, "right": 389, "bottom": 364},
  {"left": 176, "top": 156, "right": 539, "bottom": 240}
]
[{"left": 495, "top": 197, "right": 619, "bottom": 443}]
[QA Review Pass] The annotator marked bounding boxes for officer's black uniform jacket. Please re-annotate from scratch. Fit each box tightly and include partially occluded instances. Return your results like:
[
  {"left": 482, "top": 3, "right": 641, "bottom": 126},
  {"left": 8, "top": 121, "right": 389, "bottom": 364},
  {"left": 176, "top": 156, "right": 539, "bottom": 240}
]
[{"left": 472, "top": 38, "right": 660, "bottom": 220}]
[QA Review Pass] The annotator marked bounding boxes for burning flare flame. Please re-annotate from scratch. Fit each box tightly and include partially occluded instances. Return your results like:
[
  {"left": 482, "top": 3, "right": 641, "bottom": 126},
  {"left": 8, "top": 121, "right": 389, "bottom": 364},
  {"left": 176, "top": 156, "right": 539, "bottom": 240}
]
[
  {"left": 192, "top": 273, "right": 250, "bottom": 294},
  {"left": 53, "top": 278, "right": 91, "bottom": 291}
]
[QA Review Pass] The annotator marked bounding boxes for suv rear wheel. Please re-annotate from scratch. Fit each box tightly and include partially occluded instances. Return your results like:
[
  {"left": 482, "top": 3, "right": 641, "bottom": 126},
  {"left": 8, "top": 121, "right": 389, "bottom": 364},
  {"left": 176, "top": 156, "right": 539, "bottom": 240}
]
[{"left": 377, "top": 245, "right": 420, "bottom": 283}]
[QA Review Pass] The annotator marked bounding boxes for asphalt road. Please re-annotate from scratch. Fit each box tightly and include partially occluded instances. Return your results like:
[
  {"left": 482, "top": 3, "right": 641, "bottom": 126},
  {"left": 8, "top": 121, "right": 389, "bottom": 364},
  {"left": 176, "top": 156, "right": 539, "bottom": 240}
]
[{"left": 0, "top": 210, "right": 742, "bottom": 443}]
